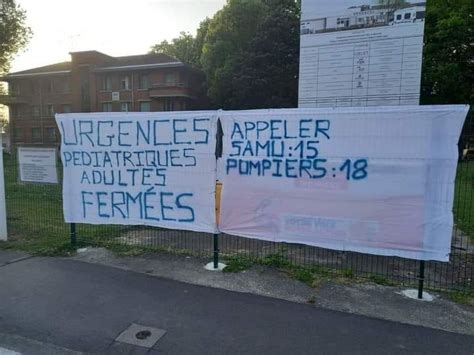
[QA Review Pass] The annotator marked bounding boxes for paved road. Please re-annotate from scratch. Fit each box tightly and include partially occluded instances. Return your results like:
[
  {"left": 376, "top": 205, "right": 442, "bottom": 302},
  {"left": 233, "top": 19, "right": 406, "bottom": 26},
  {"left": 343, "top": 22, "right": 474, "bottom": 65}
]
[{"left": 0, "top": 252, "right": 472, "bottom": 354}]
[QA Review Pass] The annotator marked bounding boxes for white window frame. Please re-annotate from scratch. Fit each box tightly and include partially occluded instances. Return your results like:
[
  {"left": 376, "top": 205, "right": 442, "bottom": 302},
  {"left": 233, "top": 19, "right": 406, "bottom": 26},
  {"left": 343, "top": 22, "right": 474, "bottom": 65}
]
[
  {"left": 120, "top": 75, "right": 131, "bottom": 90},
  {"left": 47, "top": 104, "right": 55, "bottom": 116},
  {"left": 121, "top": 102, "right": 131, "bottom": 112}
]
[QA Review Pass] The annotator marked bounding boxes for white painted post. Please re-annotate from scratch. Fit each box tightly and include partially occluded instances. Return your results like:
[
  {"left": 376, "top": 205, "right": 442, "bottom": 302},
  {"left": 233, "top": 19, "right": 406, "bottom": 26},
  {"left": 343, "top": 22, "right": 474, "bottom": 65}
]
[{"left": 0, "top": 133, "right": 7, "bottom": 240}]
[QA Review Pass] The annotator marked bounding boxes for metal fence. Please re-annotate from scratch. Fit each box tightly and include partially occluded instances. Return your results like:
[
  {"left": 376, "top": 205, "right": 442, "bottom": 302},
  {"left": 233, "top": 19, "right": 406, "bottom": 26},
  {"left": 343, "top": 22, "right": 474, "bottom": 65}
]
[{"left": 2, "top": 119, "right": 474, "bottom": 294}]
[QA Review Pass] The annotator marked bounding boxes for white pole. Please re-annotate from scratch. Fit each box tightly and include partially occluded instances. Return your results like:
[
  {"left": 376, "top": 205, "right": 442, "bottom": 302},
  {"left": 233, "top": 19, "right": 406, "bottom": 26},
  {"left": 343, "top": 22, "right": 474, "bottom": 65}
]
[{"left": 0, "top": 132, "right": 7, "bottom": 240}]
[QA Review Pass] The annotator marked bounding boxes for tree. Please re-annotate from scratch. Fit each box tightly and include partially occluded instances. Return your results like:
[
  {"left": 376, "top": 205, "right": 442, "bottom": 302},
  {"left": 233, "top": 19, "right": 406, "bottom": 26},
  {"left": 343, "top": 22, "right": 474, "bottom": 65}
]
[
  {"left": 421, "top": 0, "right": 474, "bottom": 145},
  {"left": 196, "top": 0, "right": 300, "bottom": 109},
  {"left": 150, "top": 31, "right": 200, "bottom": 68},
  {"left": 0, "top": 0, "right": 31, "bottom": 74},
  {"left": 222, "top": 0, "right": 300, "bottom": 109},
  {"left": 151, "top": 0, "right": 297, "bottom": 109},
  {"left": 421, "top": 0, "right": 473, "bottom": 105},
  {"left": 200, "top": 0, "right": 268, "bottom": 107},
  {"left": 0, "top": 110, "right": 7, "bottom": 131}
]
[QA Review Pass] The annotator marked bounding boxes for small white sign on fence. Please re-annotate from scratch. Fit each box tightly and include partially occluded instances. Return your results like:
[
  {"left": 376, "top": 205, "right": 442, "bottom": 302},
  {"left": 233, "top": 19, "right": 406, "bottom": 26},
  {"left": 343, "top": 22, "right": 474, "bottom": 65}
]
[{"left": 18, "top": 147, "right": 58, "bottom": 184}]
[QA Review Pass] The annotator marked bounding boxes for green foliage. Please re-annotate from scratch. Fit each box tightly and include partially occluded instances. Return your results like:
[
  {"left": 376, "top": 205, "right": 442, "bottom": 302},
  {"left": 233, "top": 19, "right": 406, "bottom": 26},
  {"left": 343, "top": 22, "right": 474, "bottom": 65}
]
[
  {"left": 223, "top": 255, "right": 253, "bottom": 272},
  {"left": 150, "top": 0, "right": 472, "bottom": 111},
  {"left": 368, "top": 275, "right": 397, "bottom": 286},
  {"left": 342, "top": 269, "right": 355, "bottom": 279},
  {"left": 446, "top": 290, "right": 474, "bottom": 305},
  {"left": 150, "top": 0, "right": 300, "bottom": 109},
  {"left": 218, "top": 0, "right": 300, "bottom": 109},
  {"left": 150, "top": 31, "right": 201, "bottom": 68},
  {"left": 421, "top": 0, "right": 473, "bottom": 106},
  {"left": 1, "top": 153, "right": 123, "bottom": 256},
  {"left": 0, "top": 0, "right": 31, "bottom": 74},
  {"left": 261, "top": 253, "right": 332, "bottom": 287},
  {"left": 200, "top": 0, "right": 267, "bottom": 107},
  {"left": 454, "top": 162, "right": 474, "bottom": 242},
  {"left": 289, "top": 266, "right": 315, "bottom": 285},
  {"left": 262, "top": 253, "right": 293, "bottom": 268}
]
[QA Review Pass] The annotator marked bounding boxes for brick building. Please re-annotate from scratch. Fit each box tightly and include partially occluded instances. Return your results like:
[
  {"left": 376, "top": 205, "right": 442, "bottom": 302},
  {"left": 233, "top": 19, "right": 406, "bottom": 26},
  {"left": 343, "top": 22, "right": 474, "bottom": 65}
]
[{"left": 0, "top": 50, "right": 207, "bottom": 146}]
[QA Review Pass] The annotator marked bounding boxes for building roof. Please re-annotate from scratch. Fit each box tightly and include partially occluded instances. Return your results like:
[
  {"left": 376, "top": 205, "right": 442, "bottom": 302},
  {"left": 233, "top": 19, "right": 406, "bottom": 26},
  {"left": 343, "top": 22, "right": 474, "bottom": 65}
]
[
  {"left": 94, "top": 53, "right": 184, "bottom": 72},
  {"left": 113, "top": 53, "right": 180, "bottom": 66},
  {"left": 2, "top": 62, "right": 72, "bottom": 78},
  {"left": 1, "top": 51, "right": 186, "bottom": 80}
]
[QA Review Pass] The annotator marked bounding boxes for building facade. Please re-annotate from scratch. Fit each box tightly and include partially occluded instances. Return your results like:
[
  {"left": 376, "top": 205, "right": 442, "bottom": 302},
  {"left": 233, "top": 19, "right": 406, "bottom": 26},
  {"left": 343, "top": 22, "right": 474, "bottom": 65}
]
[
  {"left": 0, "top": 51, "right": 207, "bottom": 146},
  {"left": 300, "top": 2, "right": 426, "bottom": 35}
]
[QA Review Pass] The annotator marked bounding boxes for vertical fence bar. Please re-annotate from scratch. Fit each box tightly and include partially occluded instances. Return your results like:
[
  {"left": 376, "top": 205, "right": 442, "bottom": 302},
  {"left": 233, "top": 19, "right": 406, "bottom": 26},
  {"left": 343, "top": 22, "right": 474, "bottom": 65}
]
[
  {"left": 213, "top": 233, "right": 219, "bottom": 269},
  {"left": 0, "top": 133, "right": 7, "bottom": 241},
  {"left": 418, "top": 260, "right": 425, "bottom": 299},
  {"left": 70, "top": 223, "right": 76, "bottom": 247}
]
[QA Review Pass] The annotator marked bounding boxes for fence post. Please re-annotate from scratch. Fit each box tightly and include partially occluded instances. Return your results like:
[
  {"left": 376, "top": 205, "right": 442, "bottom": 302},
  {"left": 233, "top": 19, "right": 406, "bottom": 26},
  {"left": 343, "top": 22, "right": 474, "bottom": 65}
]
[
  {"left": 0, "top": 133, "right": 7, "bottom": 241},
  {"left": 213, "top": 233, "right": 219, "bottom": 269},
  {"left": 418, "top": 260, "right": 425, "bottom": 299},
  {"left": 70, "top": 223, "right": 76, "bottom": 247}
]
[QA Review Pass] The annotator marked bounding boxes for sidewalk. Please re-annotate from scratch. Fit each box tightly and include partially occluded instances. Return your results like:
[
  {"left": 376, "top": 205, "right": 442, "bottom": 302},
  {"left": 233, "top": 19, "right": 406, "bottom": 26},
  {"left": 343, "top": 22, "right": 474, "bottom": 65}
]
[{"left": 0, "top": 250, "right": 472, "bottom": 354}]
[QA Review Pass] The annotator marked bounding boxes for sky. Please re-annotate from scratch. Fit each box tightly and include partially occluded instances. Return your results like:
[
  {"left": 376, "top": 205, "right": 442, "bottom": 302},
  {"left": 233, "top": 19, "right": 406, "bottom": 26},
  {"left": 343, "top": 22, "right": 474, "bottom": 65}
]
[{"left": 11, "top": 0, "right": 227, "bottom": 73}]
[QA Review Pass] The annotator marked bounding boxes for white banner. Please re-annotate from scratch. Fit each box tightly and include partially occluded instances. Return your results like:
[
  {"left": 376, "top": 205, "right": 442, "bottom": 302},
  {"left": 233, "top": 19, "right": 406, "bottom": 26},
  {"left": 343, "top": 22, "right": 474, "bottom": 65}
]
[
  {"left": 56, "top": 112, "right": 218, "bottom": 234},
  {"left": 218, "top": 105, "right": 469, "bottom": 261}
]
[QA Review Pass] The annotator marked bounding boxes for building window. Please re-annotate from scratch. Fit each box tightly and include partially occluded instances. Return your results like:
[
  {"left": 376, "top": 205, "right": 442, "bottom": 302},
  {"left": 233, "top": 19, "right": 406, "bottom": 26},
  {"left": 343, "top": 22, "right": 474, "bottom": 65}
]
[
  {"left": 18, "top": 106, "right": 27, "bottom": 118},
  {"left": 139, "top": 101, "right": 150, "bottom": 112},
  {"left": 165, "top": 73, "right": 176, "bottom": 86},
  {"left": 31, "top": 127, "right": 41, "bottom": 142},
  {"left": 13, "top": 128, "right": 22, "bottom": 142},
  {"left": 120, "top": 75, "right": 130, "bottom": 90},
  {"left": 61, "top": 79, "right": 71, "bottom": 93},
  {"left": 62, "top": 104, "right": 72, "bottom": 113},
  {"left": 121, "top": 102, "right": 131, "bottom": 112},
  {"left": 46, "top": 79, "right": 54, "bottom": 93},
  {"left": 32, "top": 106, "right": 40, "bottom": 117},
  {"left": 102, "top": 102, "right": 113, "bottom": 112},
  {"left": 47, "top": 104, "right": 55, "bottom": 116},
  {"left": 32, "top": 81, "right": 39, "bottom": 95},
  {"left": 138, "top": 74, "right": 149, "bottom": 89},
  {"left": 164, "top": 98, "right": 174, "bottom": 112},
  {"left": 101, "top": 76, "right": 112, "bottom": 91},
  {"left": 9, "top": 82, "right": 20, "bottom": 95},
  {"left": 46, "top": 127, "right": 57, "bottom": 142},
  {"left": 10, "top": 106, "right": 18, "bottom": 118}
]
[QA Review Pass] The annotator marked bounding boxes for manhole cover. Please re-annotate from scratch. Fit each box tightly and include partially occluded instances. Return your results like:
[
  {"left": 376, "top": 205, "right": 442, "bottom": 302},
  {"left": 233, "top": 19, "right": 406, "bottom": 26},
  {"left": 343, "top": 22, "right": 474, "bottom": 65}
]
[
  {"left": 136, "top": 330, "right": 152, "bottom": 340},
  {"left": 116, "top": 323, "right": 166, "bottom": 348}
]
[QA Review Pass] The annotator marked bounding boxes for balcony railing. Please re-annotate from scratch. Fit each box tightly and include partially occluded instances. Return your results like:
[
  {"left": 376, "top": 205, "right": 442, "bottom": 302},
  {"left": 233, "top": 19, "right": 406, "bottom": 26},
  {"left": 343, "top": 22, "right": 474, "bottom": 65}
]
[
  {"left": 148, "top": 83, "right": 196, "bottom": 99},
  {"left": 151, "top": 82, "right": 188, "bottom": 88},
  {"left": 0, "top": 94, "right": 29, "bottom": 105}
]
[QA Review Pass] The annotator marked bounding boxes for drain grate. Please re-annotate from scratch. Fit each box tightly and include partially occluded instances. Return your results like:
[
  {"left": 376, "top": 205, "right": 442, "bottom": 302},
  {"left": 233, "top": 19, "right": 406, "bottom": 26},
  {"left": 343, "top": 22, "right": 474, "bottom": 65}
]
[{"left": 115, "top": 323, "right": 166, "bottom": 348}]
